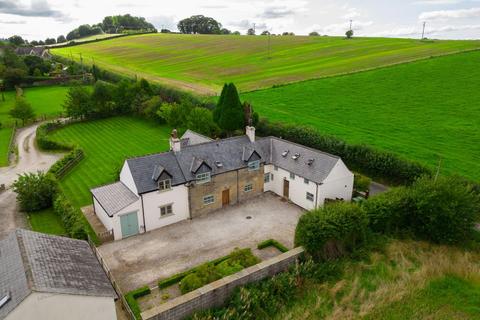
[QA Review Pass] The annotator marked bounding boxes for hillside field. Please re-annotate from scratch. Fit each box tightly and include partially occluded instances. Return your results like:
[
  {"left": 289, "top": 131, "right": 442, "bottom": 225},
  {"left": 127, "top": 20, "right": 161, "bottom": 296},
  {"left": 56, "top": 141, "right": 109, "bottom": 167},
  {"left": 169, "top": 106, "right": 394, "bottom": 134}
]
[
  {"left": 47, "top": 117, "right": 171, "bottom": 207},
  {"left": 243, "top": 50, "right": 480, "bottom": 181},
  {"left": 51, "top": 33, "right": 480, "bottom": 94},
  {"left": 0, "top": 85, "right": 73, "bottom": 166}
]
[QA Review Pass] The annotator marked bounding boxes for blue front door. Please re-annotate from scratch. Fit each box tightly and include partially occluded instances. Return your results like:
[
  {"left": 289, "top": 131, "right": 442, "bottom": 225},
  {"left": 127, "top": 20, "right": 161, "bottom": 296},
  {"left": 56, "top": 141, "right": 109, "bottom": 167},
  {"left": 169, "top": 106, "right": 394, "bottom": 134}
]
[{"left": 120, "top": 212, "right": 139, "bottom": 238}]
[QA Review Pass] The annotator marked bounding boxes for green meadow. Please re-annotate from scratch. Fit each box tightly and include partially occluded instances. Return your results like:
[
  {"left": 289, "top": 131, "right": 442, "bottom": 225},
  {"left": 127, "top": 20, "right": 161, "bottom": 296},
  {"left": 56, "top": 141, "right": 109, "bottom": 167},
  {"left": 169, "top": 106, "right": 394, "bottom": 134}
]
[
  {"left": 47, "top": 117, "right": 171, "bottom": 207},
  {"left": 0, "top": 85, "right": 73, "bottom": 166},
  {"left": 51, "top": 33, "right": 480, "bottom": 94},
  {"left": 243, "top": 50, "right": 480, "bottom": 181}
]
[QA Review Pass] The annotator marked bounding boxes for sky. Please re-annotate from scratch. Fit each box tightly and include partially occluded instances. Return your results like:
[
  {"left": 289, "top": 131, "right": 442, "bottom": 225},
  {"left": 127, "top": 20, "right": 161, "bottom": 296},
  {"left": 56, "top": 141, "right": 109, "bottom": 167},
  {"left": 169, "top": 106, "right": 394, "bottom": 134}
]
[{"left": 1, "top": 0, "right": 480, "bottom": 40}]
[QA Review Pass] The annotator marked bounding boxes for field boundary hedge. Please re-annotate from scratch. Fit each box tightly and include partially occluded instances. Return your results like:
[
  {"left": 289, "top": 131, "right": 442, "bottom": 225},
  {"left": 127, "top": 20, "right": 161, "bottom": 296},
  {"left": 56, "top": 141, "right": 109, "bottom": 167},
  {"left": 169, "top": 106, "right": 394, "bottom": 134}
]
[
  {"left": 49, "top": 31, "right": 157, "bottom": 49},
  {"left": 48, "top": 148, "right": 84, "bottom": 178}
]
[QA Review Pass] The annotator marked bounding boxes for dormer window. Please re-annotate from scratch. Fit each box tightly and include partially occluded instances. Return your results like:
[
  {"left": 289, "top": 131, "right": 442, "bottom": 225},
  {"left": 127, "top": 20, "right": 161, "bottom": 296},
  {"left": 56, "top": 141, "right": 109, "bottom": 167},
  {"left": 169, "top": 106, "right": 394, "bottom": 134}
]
[
  {"left": 158, "top": 179, "right": 171, "bottom": 191},
  {"left": 281, "top": 150, "right": 289, "bottom": 157},
  {"left": 196, "top": 172, "right": 211, "bottom": 184},
  {"left": 248, "top": 160, "right": 260, "bottom": 171},
  {"left": 215, "top": 161, "right": 223, "bottom": 168},
  {"left": 292, "top": 153, "right": 300, "bottom": 160}
]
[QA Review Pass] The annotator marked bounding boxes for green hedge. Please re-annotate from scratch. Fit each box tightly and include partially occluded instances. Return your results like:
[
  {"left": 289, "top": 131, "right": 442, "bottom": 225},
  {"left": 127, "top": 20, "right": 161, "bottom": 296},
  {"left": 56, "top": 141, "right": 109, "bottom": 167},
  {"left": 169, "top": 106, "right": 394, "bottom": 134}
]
[
  {"left": 256, "top": 119, "right": 431, "bottom": 185},
  {"left": 36, "top": 122, "right": 73, "bottom": 151},
  {"left": 125, "top": 286, "right": 151, "bottom": 320},
  {"left": 52, "top": 192, "right": 88, "bottom": 240},
  {"left": 257, "top": 239, "right": 289, "bottom": 253},
  {"left": 48, "top": 148, "right": 84, "bottom": 178}
]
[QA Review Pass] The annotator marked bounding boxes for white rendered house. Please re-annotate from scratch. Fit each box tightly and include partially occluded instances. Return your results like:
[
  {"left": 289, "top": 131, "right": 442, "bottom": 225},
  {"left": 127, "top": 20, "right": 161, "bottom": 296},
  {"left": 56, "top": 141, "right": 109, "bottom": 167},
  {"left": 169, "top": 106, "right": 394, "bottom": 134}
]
[{"left": 91, "top": 127, "right": 354, "bottom": 240}]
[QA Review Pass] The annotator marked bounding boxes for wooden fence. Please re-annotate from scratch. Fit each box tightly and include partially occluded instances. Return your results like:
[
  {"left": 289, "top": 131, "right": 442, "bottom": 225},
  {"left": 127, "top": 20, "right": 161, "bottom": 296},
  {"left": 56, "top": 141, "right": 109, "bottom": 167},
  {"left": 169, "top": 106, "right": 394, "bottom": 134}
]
[
  {"left": 88, "top": 237, "right": 136, "bottom": 320},
  {"left": 55, "top": 150, "right": 85, "bottom": 179}
]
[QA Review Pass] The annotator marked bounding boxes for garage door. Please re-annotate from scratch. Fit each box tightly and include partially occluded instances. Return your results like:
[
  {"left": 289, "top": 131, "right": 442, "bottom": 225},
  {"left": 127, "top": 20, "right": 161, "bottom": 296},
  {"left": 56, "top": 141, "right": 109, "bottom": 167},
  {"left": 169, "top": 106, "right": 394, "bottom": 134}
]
[{"left": 120, "top": 212, "right": 139, "bottom": 238}]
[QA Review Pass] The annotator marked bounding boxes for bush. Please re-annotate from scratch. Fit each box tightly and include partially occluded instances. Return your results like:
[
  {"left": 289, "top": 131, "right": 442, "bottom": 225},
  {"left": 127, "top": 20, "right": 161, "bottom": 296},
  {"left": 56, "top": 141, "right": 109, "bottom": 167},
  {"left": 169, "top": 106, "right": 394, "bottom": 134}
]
[
  {"left": 125, "top": 286, "right": 151, "bottom": 319},
  {"left": 36, "top": 122, "right": 73, "bottom": 151},
  {"left": 354, "top": 173, "right": 372, "bottom": 192},
  {"left": 216, "top": 260, "right": 244, "bottom": 277},
  {"left": 12, "top": 172, "right": 59, "bottom": 212},
  {"left": 53, "top": 193, "right": 88, "bottom": 240},
  {"left": 295, "top": 202, "right": 369, "bottom": 260},
  {"left": 48, "top": 148, "right": 83, "bottom": 177},
  {"left": 180, "top": 273, "right": 207, "bottom": 294},
  {"left": 229, "top": 248, "right": 260, "bottom": 267},
  {"left": 257, "top": 119, "right": 431, "bottom": 185},
  {"left": 257, "top": 239, "right": 289, "bottom": 253}
]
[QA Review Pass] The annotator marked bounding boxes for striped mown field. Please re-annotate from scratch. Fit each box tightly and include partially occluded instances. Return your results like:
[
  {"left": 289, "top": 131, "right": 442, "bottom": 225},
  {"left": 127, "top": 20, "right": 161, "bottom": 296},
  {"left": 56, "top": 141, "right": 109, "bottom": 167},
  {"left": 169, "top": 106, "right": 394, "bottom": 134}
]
[
  {"left": 47, "top": 117, "right": 171, "bottom": 206},
  {"left": 51, "top": 33, "right": 480, "bottom": 94},
  {"left": 242, "top": 50, "right": 480, "bottom": 181}
]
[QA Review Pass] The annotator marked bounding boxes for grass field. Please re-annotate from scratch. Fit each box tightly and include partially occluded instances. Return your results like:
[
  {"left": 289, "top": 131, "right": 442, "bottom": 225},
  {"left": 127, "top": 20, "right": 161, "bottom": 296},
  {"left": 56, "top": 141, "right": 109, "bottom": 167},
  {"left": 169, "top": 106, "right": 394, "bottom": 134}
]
[
  {"left": 276, "top": 239, "right": 480, "bottom": 319},
  {"left": 0, "top": 85, "right": 74, "bottom": 166},
  {"left": 47, "top": 117, "right": 171, "bottom": 207},
  {"left": 51, "top": 33, "right": 480, "bottom": 94},
  {"left": 27, "top": 208, "right": 66, "bottom": 236},
  {"left": 243, "top": 50, "right": 480, "bottom": 181}
]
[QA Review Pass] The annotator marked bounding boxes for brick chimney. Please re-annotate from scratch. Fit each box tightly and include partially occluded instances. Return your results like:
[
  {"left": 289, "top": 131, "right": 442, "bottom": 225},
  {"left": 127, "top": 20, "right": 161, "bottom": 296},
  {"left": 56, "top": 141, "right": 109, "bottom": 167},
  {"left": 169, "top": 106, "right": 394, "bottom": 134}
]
[
  {"left": 246, "top": 126, "right": 255, "bottom": 143},
  {"left": 169, "top": 129, "right": 181, "bottom": 152}
]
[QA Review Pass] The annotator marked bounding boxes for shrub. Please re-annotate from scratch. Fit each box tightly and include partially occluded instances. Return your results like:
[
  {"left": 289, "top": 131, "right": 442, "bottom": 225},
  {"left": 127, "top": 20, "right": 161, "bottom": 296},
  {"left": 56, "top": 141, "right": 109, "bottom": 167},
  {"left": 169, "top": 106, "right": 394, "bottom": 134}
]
[
  {"left": 36, "top": 122, "right": 73, "bottom": 151},
  {"left": 48, "top": 148, "right": 83, "bottom": 178},
  {"left": 125, "top": 286, "right": 151, "bottom": 319},
  {"left": 229, "top": 248, "right": 260, "bottom": 267},
  {"left": 180, "top": 273, "right": 206, "bottom": 294},
  {"left": 354, "top": 173, "right": 372, "bottom": 192},
  {"left": 295, "top": 202, "right": 369, "bottom": 260},
  {"left": 216, "top": 259, "right": 243, "bottom": 277},
  {"left": 257, "top": 239, "right": 289, "bottom": 253},
  {"left": 53, "top": 193, "right": 88, "bottom": 240},
  {"left": 12, "top": 172, "right": 59, "bottom": 212}
]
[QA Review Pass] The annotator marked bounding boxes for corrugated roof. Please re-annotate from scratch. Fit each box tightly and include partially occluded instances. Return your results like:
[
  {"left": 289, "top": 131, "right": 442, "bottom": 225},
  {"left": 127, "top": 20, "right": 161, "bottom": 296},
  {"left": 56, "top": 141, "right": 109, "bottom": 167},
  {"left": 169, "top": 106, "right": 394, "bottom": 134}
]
[
  {"left": 0, "top": 229, "right": 116, "bottom": 318},
  {"left": 91, "top": 182, "right": 139, "bottom": 216}
]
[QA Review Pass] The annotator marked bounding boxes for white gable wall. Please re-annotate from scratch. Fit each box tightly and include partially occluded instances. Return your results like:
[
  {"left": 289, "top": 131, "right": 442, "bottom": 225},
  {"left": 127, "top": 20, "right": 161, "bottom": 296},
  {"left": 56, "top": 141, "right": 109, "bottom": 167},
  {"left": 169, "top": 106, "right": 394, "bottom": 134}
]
[
  {"left": 6, "top": 292, "right": 116, "bottom": 320},
  {"left": 120, "top": 162, "right": 138, "bottom": 194},
  {"left": 93, "top": 197, "right": 142, "bottom": 240},
  {"left": 141, "top": 185, "right": 190, "bottom": 232},
  {"left": 317, "top": 159, "right": 354, "bottom": 206}
]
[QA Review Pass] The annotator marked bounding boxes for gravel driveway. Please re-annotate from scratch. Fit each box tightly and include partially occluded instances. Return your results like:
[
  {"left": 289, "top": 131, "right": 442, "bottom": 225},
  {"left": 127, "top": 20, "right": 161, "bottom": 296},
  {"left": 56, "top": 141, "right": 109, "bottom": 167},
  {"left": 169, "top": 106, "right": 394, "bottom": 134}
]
[
  {"left": 98, "top": 193, "right": 304, "bottom": 292},
  {"left": 0, "top": 123, "right": 63, "bottom": 239}
]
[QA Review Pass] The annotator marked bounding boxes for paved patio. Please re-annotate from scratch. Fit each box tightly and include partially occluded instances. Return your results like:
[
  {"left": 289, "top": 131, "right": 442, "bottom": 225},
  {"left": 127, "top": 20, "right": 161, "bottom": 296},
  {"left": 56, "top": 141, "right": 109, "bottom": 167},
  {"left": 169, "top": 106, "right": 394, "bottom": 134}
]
[{"left": 98, "top": 193, "right": 303, "bottom": 292}]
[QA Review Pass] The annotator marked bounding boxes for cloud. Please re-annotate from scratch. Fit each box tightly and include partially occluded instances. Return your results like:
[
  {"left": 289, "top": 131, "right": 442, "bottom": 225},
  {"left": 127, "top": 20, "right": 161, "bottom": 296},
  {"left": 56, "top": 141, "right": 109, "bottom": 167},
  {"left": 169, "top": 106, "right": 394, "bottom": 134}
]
[
  {"left": 257, "top": 0, "right": 308, "bottom": 19},
  {"left": 343, "top": 8, "right": 361, "bottom": 20},
  {"left": 312, "top": 20, "right": 373, "bottom": 35},
  {"left": 419, "top": 7, "right": 480, "bottom": 20},
  {"left": 0, "top": 19, "right": 27, "bottom": 24},
  {"left": 146, "top": 15, "right": 176, "bottom": 30},
  {"left": 372, "top": 23, "right": 480, "bottom": 37},
  {"left": 0, "top": 0, "right": 67, "bottom": 20},
  {"left": 413, "top": 0, "right": 463, "bottom": 5},
  {"left": 228, "top": 19, "right": 267, "bottom": 30}
]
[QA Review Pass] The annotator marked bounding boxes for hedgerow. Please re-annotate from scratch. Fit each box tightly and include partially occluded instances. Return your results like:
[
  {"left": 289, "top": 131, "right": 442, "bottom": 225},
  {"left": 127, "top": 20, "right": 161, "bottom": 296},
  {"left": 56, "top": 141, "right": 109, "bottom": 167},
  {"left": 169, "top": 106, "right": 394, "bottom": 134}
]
[
  {"left": 257, "top": 239, "right": 289, "bottom": 253},
  {"left": 52, "top": 192, "right": 88, "bottom": 240},
  {"left": 125, "top": 286, "right": 151, "bottom": 320},
  {"left": 48, "top": 147, "right": 84, "bottom": 178},
  {"left": 36, "top": 122, "right": 73, "bottom": 151}
]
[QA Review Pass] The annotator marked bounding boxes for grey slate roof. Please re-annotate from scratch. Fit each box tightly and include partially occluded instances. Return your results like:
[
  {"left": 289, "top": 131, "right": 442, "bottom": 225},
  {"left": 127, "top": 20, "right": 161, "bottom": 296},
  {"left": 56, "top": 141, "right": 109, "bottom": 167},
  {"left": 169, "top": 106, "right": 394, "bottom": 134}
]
[
  {"left": 91, "top": 181, "right": 139, "bottom": 217},
  {"left": 0, "top": 229, "right": 115, "bottom": 319},
  {"left": 181, "top": 130, "right": 213, "bottom": 146}
]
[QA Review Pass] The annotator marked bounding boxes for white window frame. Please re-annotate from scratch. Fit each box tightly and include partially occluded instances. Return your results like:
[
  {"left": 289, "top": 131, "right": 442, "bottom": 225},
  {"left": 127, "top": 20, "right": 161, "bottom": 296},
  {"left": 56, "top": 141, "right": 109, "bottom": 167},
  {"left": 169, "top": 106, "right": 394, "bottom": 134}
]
[
  {"left": 244, "top": 183, "right": 253, "bottom": 192},
  {"left": 203, "top": 195, "right": 215, "bottom": 205},
  {"left": 248, "top": 160, "right": 260, "bottom": 171},
  {"left": 306, "top": 192, "right": 314, "bottom": 202},
  {"left": 160, "top": 204, "right": 173, "bottom": 217},
  {"left": 290, "top": 172, "right": 295, "bottom": 180},
  {"left": 264, "top": 173, "right": 270, "bottom": 183},
  {"left": 196, "top": 172, "right": 211, "bottom": 184},
  {"left": 304, "top": 178, "right": 309, "bottom": 185},
  {"left": 158, "top": 179, "right": 172, "bottom": 191}
]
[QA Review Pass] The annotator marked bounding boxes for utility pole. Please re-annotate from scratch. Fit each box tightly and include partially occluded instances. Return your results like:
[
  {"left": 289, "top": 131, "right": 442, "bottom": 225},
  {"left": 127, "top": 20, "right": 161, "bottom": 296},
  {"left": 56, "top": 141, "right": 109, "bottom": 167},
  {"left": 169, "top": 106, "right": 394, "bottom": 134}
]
[
  {"left": 253, "top": 23, "right": 256, "bottom": 34},
  {"left": 421, "top": 21, "right": 426, "bottom": 40}
]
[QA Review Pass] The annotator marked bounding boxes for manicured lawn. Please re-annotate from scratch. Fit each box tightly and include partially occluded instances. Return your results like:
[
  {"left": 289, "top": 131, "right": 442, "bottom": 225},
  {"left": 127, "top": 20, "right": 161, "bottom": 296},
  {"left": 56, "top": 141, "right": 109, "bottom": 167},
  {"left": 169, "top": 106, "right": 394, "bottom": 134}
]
[
  {"left": 243, "top": 50, "right": 480, "bottom": 181},
  {"left": 28, "top": 208, "right": 67, "bottom": 236},
  {"left": 0, "top": 85, "right": 77, "bottom": 167},
  {"left": 47, "top": 117, "right": 171, "bottom": 207},
  {"left": 51, "top": 34, "right": 480, "bottom": 93}
]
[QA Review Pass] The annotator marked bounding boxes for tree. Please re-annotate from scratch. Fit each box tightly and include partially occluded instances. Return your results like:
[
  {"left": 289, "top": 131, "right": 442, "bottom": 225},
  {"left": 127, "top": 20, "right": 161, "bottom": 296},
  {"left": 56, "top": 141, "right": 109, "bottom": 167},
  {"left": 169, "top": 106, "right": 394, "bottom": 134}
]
[
  {"left": 45, "top": 38, "right": 56, "bottom": 45},
  {"left": 57, "top": 35, "right": 67, "bottom": 43},
  {"left": 309, "top": 31, "right": 320, "bottom": 36},
  {"left": 12, "top": 172, "right": 58, "bottom": 212},
  {"left": 10, "top": 97, "right": 35, "bottom": 125},
  {"left": 177, "top": 15, "right": 222, "bottom": 34},
  {"left": 8, "top": 35, "right": 25, "bottom": 46},
  {"left": 91, "top": 80, "right": 116, "bottom": 116},
  {"left": 346, "top": 29, "right": 354, "bottom": 39},
  {"left": 1, "top": 68, "right": 27, "bottom": 88},
  {"left": 30, "top": 40, "right": 39, "bottom": 46},
  {"left": 213, "top": 83, "right": 245, "bottom": 134},
  {"left": 160, "top": 29, "right": 171, "bottom": 33},
  {"left": 247, "top": 28, "right": 256, "bottom": 36},
  {"left": 63, "top": 86, "right": 93, "bottom": 119},
  {"left": 282, "top": 32, "right": 294, "bottom": 36},
  {"left": 232, "top": 31, "right": 241, "bottom": 35},
  {"left": 261, "top": 31, "right": 270, "bottom": 36},
  {"left": 157, "top": 102, "right": 192, "bottom": 128},
  {"left": 186, "top": 107, "right": 219, "bottom": 136},
  {"left": 23, "top": 55, "right": 51, "bottom": 76},
  {"left": 220, "top": 28, "right": 231, "bottom": 35}
]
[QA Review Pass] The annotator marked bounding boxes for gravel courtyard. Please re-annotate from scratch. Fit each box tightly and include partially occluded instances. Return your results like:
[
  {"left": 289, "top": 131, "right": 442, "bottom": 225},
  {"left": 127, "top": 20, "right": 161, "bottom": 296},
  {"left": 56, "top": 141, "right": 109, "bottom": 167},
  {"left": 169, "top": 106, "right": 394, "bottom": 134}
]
[{"left": 98, "top": 193, "right": 303, "bottom": 292}]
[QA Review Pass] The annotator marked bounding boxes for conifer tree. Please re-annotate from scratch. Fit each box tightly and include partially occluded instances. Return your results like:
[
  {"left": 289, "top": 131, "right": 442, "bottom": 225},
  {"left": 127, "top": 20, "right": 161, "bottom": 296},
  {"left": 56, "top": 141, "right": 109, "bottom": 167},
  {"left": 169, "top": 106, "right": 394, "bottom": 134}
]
[{"left": 214, "top": 83, "right": 244, "bottom": 134}]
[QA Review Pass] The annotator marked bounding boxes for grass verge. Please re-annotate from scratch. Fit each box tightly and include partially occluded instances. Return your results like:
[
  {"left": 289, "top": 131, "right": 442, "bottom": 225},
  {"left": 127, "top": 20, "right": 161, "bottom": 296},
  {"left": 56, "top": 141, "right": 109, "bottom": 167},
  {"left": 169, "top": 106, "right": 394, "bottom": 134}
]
[{"left": 27, "top": 207, "right": 66, "bottom": 236}]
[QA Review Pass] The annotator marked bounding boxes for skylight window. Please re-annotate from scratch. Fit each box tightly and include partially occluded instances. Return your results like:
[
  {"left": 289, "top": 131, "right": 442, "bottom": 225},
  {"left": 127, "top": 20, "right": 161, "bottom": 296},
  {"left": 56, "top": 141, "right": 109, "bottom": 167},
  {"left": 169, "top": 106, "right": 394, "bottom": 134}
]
[
  {"left": 0, "top": 294, "right": 10, "bottom": 309},
  {"left": 215, "top": 161, "right": 223, "bottom": 168},
  {"left": 282, "top": 150, "right": 289, "bottom": 157},
  {"left": 292, "top": 153, "right": 300, "bottom": 160}
]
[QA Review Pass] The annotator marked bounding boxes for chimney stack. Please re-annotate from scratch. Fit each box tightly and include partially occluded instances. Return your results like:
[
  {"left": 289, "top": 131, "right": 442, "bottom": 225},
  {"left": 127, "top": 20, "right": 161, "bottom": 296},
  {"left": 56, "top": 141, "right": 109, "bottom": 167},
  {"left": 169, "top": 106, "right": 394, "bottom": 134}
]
[
  {"left": 246, "top": 126, "right": 255, "bottom": 143},
  {"left": 169, "top": 129, "right": 181, "bottom": 152}
]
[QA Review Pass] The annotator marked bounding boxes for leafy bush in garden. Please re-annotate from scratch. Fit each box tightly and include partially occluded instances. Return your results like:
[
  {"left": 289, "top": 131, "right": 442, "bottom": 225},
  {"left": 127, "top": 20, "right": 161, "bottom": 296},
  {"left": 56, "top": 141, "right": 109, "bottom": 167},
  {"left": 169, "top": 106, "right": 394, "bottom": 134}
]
[
  {"left": 12, "top": 172, "right": 59, "bottom": 212},
  {"left": 295, "top": 202, "right": 369, "bottom": 260},
  {"left": 180, "top": 273, "right": 208, "bottom": 294},
  {"left": 354, "top": 173, "right": 372, "bottom": 192},
  {"left": 257, "top": 239, "right": 289, "bottom": 253},
  {"left": 53, "top": 193, "right": 88, "bottom": 240},
  {"left": 256, "top": 119, "right": 431, "bottom": 185}
]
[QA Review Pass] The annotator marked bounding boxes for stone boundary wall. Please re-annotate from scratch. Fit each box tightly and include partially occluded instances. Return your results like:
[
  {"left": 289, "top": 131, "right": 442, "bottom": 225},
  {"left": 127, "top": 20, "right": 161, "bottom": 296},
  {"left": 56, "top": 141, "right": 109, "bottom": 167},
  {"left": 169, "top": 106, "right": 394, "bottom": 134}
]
[{"left": 142, "top": 247, "right": 304, "bottom": 320}]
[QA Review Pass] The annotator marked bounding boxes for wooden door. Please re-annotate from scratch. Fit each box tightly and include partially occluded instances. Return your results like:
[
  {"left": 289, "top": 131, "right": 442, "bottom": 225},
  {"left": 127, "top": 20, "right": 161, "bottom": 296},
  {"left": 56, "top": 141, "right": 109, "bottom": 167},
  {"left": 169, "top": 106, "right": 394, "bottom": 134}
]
[
  {"left": 120, "top": 212, "right": 139, "bottom": 238},
  {"left": 283, "top": 179, "right": 290, "bottom": 198},
  {"left": 222, "top": 189, "right": 230, "bottom": 207}
]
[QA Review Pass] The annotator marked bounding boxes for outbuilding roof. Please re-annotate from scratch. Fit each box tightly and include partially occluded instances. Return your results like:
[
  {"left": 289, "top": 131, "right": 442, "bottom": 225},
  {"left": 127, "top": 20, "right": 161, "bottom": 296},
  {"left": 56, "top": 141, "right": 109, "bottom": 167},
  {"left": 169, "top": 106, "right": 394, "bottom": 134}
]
[
  {"left": 181, "top": 129, "right": 213, "bottom": 146},
  {"left": 91, "top": 181, "right": 139, "bottom": 217},
  {"left": 0, "top": 229, "right": 116, "bottom": 319}
]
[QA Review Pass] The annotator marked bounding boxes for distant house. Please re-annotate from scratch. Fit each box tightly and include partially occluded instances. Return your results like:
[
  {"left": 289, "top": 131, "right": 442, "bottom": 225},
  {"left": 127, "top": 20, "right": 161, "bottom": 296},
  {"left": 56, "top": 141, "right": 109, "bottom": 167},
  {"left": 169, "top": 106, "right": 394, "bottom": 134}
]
[
  {"left": 0, "top": 229, "right": 117, "bottom": 320},
  {"left": 14, "top": 47, "right": 52, "bottom": 59},
  {"left": 91, "top": 127, "right": 354, "bottom": 240}
]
